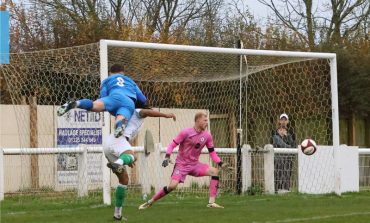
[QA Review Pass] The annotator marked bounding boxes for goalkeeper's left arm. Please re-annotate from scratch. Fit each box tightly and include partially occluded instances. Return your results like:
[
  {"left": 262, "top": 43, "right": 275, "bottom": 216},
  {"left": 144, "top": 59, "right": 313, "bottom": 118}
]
[
  {"left": 207, "top": 147, "right": 227, "bottom": 168},
  {"left": 206, "top": 134, "right": 226, "bottom": 168}
]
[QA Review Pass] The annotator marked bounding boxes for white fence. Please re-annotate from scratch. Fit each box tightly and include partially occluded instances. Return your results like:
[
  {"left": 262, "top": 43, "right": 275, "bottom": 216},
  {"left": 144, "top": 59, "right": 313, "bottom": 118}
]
[
  {"left": 0, "top": 145, "right": 239, "bottom": 204},
  {"left": 1, "top": 145, "right": 369, "bottom": 204}
]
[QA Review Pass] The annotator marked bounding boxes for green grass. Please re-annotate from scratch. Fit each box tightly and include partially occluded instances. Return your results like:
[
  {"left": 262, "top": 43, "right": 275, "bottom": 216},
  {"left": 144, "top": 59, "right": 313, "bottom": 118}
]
[{"left": 1, "top": 191, "right": 370, "bottom": 223}]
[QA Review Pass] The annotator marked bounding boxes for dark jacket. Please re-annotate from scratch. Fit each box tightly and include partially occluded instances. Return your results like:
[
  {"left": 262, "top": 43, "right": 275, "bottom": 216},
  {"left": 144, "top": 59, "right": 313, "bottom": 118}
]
[{"left": 271, "top": 127, "right": 296, "bottom": 148}]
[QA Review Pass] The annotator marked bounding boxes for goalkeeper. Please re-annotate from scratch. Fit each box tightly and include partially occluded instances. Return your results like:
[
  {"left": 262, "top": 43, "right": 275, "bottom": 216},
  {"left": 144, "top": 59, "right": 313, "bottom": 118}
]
[
  {"left": 104, "top": 107, "right": 176, "bottom": 221},
  {"left": 57, "top": 64, "right": 147, "bottom": 138},
  {"left": 139, "top": 112, "right": 228, "bottom": 210}
]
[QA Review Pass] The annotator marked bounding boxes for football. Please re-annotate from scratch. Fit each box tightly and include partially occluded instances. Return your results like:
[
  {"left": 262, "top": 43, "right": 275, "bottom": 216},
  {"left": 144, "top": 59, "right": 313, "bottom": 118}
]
[{"left": 300, "top": 139, "right": 317, "bottom": 155}]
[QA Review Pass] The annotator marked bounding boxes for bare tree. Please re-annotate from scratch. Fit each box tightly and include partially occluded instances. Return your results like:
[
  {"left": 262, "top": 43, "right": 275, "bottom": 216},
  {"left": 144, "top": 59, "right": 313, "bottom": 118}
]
[
  {"left": 108, "top": 0, "right": 125, "bottom": 28},
  {"left": 141, "top": 0, "right": 164, "bottom": 35},
  {"left": 258, "top": 0, "right": 369, "bottom": 49},
  {"left": 326, "top": 0, "right": 370, "bottom": 44},
  {"left": 228, "top": 0, "right": 264, "bottom": 49},
  {"left": 156, "top": 0, "right": 208, "bottom": 42}
]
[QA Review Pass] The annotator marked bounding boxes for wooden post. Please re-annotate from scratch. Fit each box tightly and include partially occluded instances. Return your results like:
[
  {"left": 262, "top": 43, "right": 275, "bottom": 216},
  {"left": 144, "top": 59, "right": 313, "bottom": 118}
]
[
  {"left": 229, "top": 113, "right": 237, "bottom": 148},
  {"left": 29, "top": 96, "right": 39, "bottom": 189}
]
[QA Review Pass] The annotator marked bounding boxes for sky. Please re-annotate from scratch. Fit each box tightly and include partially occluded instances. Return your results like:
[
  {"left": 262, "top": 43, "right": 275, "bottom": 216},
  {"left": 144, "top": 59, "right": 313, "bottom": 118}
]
[
  {"left": 245, "top": 0, "right": 271, "bottom": 19},
  {"left": 245, "top": 0, "right": 333, "bottom": 21}
]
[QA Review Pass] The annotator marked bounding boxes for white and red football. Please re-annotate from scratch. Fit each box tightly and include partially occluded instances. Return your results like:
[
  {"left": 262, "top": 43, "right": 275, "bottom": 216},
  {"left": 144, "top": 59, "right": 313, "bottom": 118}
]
[{"left": 300, "top": 139, "right": 317, "bottom": 155}]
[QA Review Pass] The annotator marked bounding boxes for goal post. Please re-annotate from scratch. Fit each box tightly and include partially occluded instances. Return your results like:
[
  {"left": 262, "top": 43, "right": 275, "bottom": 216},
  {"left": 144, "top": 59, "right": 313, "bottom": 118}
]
[
  {"left": 329, "top": 57, "right": 341, "bottom": 195},
  {"left": 99, "top": 39, "right": 111, "bottom": 205}
]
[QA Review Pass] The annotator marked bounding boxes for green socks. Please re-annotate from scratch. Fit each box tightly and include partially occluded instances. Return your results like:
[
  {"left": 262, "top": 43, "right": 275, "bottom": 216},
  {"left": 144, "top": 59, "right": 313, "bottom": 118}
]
[
  {"left": 115, "top": 153, "right": 135, "bottom": 166},
  {"left": 115, "top": 184, "right": 127, "bottom": 208}
]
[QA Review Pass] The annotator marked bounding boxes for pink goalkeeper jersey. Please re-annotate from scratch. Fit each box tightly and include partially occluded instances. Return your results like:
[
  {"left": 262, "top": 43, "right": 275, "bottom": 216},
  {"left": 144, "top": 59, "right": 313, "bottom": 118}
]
[{"left": 172, "top": 128, "right": 214, "bottom": 165}]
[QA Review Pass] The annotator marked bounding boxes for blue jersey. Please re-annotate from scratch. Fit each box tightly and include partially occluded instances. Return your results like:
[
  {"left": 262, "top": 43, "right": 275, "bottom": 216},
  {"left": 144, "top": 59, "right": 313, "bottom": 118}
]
[{"left": 100, "top": 73, "right": 146, "bottom": 104}]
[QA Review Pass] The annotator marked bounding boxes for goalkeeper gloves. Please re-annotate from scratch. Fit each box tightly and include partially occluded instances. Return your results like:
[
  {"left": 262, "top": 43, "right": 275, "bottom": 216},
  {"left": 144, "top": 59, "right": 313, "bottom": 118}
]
[
  {"left": 218, "top": 161, "right": 227, "bottom": 168},
  {"left": 162, "top": 159, "right": 170, "bottom": 167},
  {"left": 162, "top": 154, "right": 172, "bottom": 167},
  {"left": 218, "top": 162, "right": 233, "bottom": 172}
]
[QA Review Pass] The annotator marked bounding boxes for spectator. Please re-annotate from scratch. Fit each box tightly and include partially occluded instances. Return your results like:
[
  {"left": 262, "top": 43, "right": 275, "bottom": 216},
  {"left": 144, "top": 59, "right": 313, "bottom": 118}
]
[
  {"left": 272, "top": 113, "right": 296, "bottom": 193},
  {"left": 272, "top": 113, "right": 296, "bottom": 148}
]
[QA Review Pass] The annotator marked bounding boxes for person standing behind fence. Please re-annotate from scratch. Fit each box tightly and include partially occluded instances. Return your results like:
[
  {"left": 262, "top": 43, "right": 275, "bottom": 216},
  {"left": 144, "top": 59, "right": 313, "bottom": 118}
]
[{"left": 271, "top": 113, "right": 296, "bottom": 193}]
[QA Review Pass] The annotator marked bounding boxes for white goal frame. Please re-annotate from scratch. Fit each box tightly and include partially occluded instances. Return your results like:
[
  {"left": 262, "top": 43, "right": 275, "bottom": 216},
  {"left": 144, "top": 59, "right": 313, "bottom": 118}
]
[{"left": 99, "top": 40, "right": 340, "bottom": 194}]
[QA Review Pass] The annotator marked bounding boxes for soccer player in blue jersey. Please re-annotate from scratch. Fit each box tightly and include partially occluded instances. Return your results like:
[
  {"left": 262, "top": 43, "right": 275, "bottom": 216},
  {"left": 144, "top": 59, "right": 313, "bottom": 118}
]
[{"left": 57, "top": 64, "right": 147, "bottom": 138}]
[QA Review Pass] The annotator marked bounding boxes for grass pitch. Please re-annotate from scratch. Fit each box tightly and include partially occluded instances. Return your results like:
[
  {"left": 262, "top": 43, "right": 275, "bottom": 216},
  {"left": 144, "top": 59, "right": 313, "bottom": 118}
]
[{"left": 2, "top": 191, "right": 370, "bottom": 223}]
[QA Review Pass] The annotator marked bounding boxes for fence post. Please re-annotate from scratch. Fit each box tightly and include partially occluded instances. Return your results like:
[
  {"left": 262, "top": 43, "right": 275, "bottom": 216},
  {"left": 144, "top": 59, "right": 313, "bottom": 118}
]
[
  {"left": 78, "top": 145, "right": 88, "bottom": 197},
  {"left": 264, "top": 144, "right": 275, "bottom": 194},
  {"left": 242, "top": 144, "right": 251, "bottom": 193},
  {"left": 102, "top": 147, "right": 111, "bottom": 205},
  {"left": 0, "top": 148, "right": 4, "bottom": 201},
  {"left": 29, "top": 96, "right": 39, "bottom": 189}
]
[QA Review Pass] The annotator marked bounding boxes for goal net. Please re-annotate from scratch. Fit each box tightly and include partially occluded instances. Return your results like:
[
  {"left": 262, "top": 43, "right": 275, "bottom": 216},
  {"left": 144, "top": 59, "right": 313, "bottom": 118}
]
[{"left": 0, "top": 41, "right": 338, "bottom": 202}]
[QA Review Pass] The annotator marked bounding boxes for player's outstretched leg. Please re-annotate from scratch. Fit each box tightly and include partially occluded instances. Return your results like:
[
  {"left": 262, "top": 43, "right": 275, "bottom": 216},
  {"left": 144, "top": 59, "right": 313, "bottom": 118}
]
[
  {"left": 139, "top": 185, "right": 174, "bottom": 210},
  {"left": 138, "top": 201, "right": 152, "bottom": 210},
  {"left": 57, "top": 101, "right": 77, "bottom": 116},
  {"left": 57, "top": 99, "right": 94, "bottom": 116}
]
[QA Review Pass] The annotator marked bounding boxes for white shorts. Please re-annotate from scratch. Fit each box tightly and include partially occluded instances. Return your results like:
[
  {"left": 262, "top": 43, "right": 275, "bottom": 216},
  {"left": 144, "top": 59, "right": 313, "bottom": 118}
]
[{"left": 103, "top": 134, "right": 133, "bottom": 163}]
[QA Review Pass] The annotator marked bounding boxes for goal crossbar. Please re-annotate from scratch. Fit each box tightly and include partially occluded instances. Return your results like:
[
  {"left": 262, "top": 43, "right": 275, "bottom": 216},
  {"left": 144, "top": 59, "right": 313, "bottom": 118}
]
[{"left": 101, "top": 40, "right": 336, "bottom": 59}]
